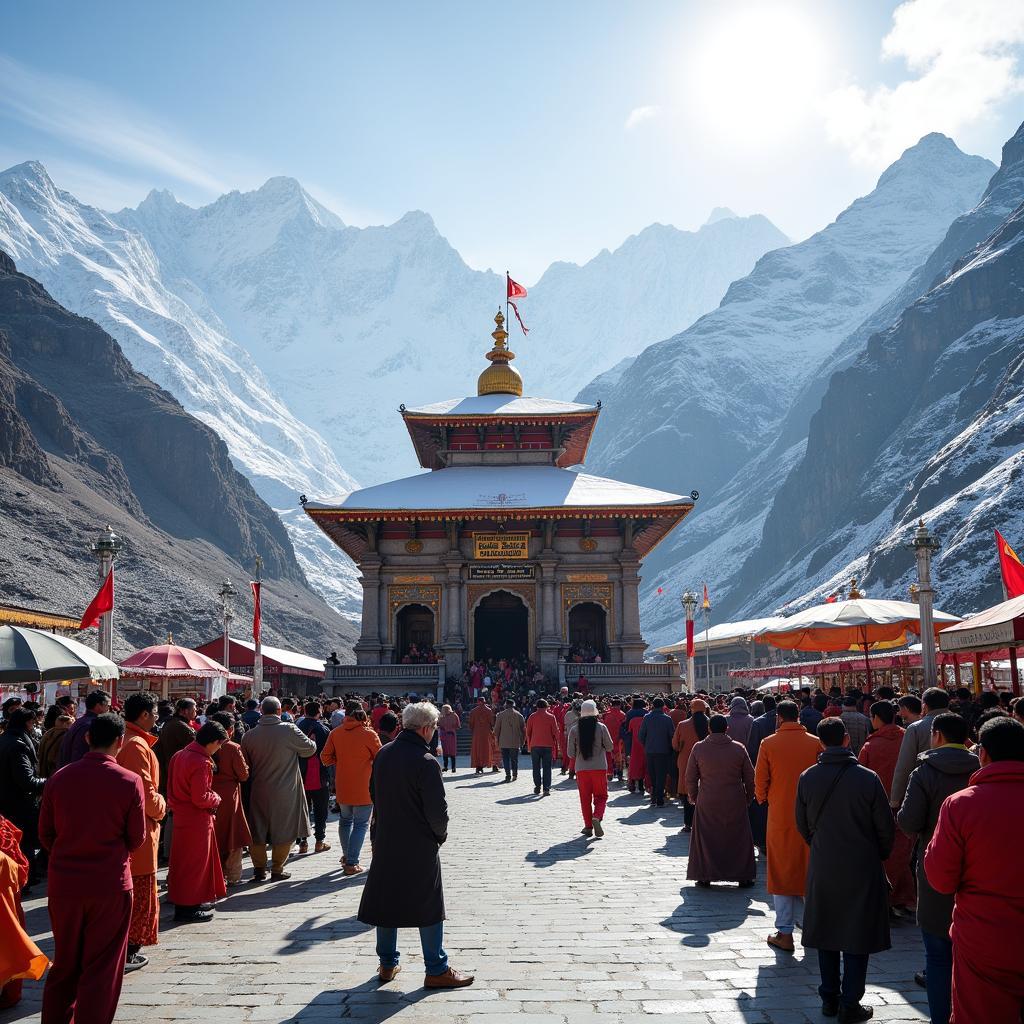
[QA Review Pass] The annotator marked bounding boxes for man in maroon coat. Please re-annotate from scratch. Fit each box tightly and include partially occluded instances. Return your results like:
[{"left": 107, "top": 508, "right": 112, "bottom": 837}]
[{"left": 39, "top": 712, "right": 146, "bottom": 1024}]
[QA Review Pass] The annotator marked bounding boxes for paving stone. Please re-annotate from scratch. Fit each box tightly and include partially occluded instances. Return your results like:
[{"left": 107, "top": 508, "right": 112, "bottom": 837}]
[{"left": 10, "top": 770, "right": 928, "bottom": 1023}]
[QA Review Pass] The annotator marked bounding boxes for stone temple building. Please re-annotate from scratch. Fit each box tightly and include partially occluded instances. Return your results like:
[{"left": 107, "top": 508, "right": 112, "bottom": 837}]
[{"left": 306, "top": 311, "right": 695, "bottom": 695}]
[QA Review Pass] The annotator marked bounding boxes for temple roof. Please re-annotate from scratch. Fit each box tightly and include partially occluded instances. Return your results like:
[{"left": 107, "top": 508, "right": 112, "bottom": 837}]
[
  {"left": 403, "top": 394, "right": 597, "bottom": 417},
  {"left": 305, "top": 465, "right": 694, "bottom": 560}
]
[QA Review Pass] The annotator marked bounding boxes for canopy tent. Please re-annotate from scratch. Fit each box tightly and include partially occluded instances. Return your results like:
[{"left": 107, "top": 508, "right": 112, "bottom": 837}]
[
  {"left": 0, "top": 625, "right": 119, "bottom": 684},
  {"left": 939, "top": 593, "right": 1024, "bottom": 696},
  {"left": 755, "top": 598, "right": 960, "bottom": 690},
  {"left": 119, "top": 642, "right": 238, "bottom": 701},
  {"left": 756, "top": 675, "right": 814, "bottom": 692}
]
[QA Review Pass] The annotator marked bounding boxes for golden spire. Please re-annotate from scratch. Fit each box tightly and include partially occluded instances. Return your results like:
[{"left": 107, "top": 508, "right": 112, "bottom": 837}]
[{"left": 477, "top": 309, "right": 523, "bottom": 397}]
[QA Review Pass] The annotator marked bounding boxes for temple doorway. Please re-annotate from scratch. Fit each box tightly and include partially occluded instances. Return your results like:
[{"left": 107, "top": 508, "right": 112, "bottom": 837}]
[
  {"left": 568, "top": 602, "right": 608, "bottom": 661},
  {"left": 396, "top": 603, "right": 435, "bottom": 661},
  {"left": 473, "top": 590, "right": 529, "bottom": 662}
]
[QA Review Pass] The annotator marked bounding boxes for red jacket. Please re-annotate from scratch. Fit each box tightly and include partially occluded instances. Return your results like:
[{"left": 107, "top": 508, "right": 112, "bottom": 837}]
[
  {"left": 39, "top": 752, "right": 146, "bottom": 899},
  {"left": 857, "top": 723, "right": 905, "bottom": 798},
  {"left": 526, "top": 710, "right": 560, "bottom": 750},
  {"left": 924, "top": 761, "right": 1024, "bottom": 971}
]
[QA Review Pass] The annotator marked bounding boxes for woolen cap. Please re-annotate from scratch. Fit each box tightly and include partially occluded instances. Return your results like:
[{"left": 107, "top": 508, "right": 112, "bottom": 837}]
[{"left": 580, "top": 700, "right": 599, "bottom": 718}]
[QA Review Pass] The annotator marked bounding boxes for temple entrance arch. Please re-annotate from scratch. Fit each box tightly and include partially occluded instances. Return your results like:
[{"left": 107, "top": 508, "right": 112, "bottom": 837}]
[
  {"left": 472, "top": 589, "right": 529, "bottom": 663},
  {"left": 395, "top": 603, "right": 435, "bottom": 661},
  {"left": 567, "top": 601, "right": 608, "bottom": 661}
]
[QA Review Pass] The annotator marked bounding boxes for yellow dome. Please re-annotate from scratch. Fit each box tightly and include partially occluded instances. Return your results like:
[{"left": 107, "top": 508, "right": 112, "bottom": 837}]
[{"left": 477, "top": 309, "right": 523, "bottom": 397}]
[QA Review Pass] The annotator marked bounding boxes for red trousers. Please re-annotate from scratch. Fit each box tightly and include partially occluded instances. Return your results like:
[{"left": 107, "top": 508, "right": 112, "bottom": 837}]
[
  {"left": 952, "top": 943, "right": 1024, "bottom": 1024},
  {"left": 42, "top": 890, "right": 131, "bottom": 1024},
  {"left": 576, "top": 769, "right": 608, "bottom": 828}
]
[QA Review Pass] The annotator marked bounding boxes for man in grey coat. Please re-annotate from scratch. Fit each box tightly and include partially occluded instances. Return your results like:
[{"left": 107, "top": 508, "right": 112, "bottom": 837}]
[
  {"left": 896, "top": 712, "right": 979, "bottom": 1024},
  {"left": 240, "top": 696, "right": 316, "bottom": 881},
  {"left": 797, "top": 717, "right": 894, "bottom": 1023},
  {"left": 890, "top": 687, "right": 950, "bottom": 809},
  {"left": 493, "top": 699, "right": 526, "bottom": 783}
]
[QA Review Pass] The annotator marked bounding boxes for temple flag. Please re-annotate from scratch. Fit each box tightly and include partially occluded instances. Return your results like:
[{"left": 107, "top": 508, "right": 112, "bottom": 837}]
[
  {"left": 996, "top": 529, "right": 1024, "bottom": 599},
  {"left": 251, "top": 580, "right": 262, "bottom": 644},
  {"left": 509, "top": 300, "right": 529, "bottom": 335},
  {"left": 506, "top": 274, "right": 527, "bottom": 300},
  {"left": 702, "top": 582, "right": 710, "bottom": 610},
  {"left": 825, "top": 593, "right": 838, "bottom": 603},
  {"left": 80, "top": 569, "right": 114, "bottom": 629},
  {"left": 685, "top": 618, "right": 695, "bottom": 658}
]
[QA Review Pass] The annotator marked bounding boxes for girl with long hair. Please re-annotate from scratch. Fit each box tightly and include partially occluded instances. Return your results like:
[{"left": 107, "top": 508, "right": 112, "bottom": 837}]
[{"left": 566, "top": 701, "right": 614, "bottom": 839}]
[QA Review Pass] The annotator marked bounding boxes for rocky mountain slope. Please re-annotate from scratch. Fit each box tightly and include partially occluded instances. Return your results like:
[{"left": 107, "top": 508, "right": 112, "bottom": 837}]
[
  {"left": 732, "top": 146, "right": 1024, "bottom": 620},
  {"left": 0, "top": 250, "right": 356, "bottom": 660}
]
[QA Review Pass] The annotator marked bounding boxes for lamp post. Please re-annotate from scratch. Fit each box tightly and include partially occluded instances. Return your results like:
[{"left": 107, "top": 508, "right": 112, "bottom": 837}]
[
  {"left": 911, "top": 520, "right": 940, "bottom": 689},
  {"left": 681, "top": 590, "right": 698, "bottom": 692},
  {"left": 90, "top": 526, "right": 122, "bottom": 660},
  {"left": 218, "top": 580, "right": 236, "bottom": 673}
]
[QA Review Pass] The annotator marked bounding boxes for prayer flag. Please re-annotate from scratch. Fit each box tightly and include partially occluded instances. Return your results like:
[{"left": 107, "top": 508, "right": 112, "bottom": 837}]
[
  {"left": 251, "top": 580, "right": 262, "bottom": 644},
  {"left": 686, "top": 618, "right": 695, "bottom": 659},
  {"left": 995, "top": 529, "right": 1024, "bottom": 599},
  {"left": 80, "top": 569, "right": 113, "bottom": 629},
  {"left": 509, "top": 300, "right": 529, "bottom": 335},
  {"left": 506, "top": 274, "right": 527, "bottom": 300}
]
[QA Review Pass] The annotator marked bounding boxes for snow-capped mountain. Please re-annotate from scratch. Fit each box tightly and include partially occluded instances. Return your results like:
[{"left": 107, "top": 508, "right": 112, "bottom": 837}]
[
  {"left": 733, "top": 125, "right": 1024, "bottom": 621},
  {"left": 578, "top": 134, "right": 996, "bottom": 649},
  {"left": 0, "top": 163, "right": 363, "bottom": 615},
  {"left": 116, "top": 189, "right": 786, "bottom": 484}
]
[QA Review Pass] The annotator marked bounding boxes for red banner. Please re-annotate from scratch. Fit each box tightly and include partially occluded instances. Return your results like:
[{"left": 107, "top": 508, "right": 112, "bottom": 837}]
[
  {"left": 996, "top": 529, "right": 1024, "bottom": 598},
  {"left": 80, "top": 569, "right": 114, "bottom": 629},
  {"left": 506, "top": 274, "right": 527, "bottom": 299},
  {"left": 686, "top": 618, "right": 695, "bottom": 659},
  {"left": 251, "top": 580, "right": 261, "bottom": 644}
]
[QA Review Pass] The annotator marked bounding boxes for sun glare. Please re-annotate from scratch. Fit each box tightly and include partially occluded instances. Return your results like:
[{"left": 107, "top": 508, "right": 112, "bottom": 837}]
[{"left": 685, "top": 4, "right": 829, "bottom": 145}]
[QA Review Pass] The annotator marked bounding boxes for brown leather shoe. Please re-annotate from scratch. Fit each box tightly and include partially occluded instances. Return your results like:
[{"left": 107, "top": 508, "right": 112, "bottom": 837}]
[
  {"left": 424, "top": 967, "right": 474, "bottom": 989},
  {"left": 378, "top": 964, "right": 401, "bottom": 983},
  {"left": 343, "top": 864, "right": 364, "bottom": 876},
  {"left": 767, "top": 932, "right": 795, "bottom": 952},
  {"left": 314, "top": 841, "right": 331, "bottom": 853}
]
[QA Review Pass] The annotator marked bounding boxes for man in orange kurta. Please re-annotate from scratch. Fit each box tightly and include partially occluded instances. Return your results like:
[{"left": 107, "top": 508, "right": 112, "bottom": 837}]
[
  {"left": 754, "top": 699, "right": 823, "bottom": 952},
  {"left": 468, "top": 699, "right": 496, "bottom": 774},
  {"left": 116, "top": 692, "right": 167, "bottom": 971}
]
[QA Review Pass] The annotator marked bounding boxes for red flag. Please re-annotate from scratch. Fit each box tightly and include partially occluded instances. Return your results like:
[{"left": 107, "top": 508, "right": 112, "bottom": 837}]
[
  {"left": 825, "top": 593, "right": 838, "bottom": 604},
  {"left": 251, "top": 580, "right": 262, "bottom": 644},
  {"left": 506, "top": 274, "right": 527, "bottom": 300},
  {"left": 702, "top": 583, "right": 710, "bottom": 610},
  {"left": 996, "top": 529, "right": 1024, "bottom": 599},
  {"left": 509, "top": 300, "right": 529, "bottom": 335},
  {"left": 656, "top": 586, "right": 663, "bottom": 594},
  {"left": 80, "top": 569, "right": 114, "bottom": 629},
  {"left": 685, "top": 618, "right": 695, "bottom": 659}
]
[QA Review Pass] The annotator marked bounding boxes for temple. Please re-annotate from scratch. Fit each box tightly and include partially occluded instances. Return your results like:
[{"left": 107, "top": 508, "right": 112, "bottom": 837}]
[{"left": 306, "top": 311, "right": 695, "bottom": 695}]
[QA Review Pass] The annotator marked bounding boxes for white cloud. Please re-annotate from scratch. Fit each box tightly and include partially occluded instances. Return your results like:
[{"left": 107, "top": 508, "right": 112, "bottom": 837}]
[
  {"left": 0, "top": 54, "right": 231, "bottom": 197},
  {"left": 625, "top": 105, "right": 662, "bottom": 130},
  {"left": 823, "top": 0, "right": 1024, "bottom": 168}
]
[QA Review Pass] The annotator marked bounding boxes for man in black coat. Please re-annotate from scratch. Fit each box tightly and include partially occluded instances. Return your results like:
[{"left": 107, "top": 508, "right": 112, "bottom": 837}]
[
  {"left": 0, "top": 708, "right": 45, "bottom": 887},
  {"left": 639, "top": 698, "right": 675, "bottom": 807},
  {"left": 357, "top": 702, "right": 473, "bottom": 989},
  {"left": 797, "top": 717, "right": 894, "bottom": 1024}
]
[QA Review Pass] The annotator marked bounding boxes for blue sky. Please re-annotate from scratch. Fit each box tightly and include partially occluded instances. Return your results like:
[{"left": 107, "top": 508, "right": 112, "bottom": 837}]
[{"left": 2, "top": 0, "right": 1022, "bottom": 280}]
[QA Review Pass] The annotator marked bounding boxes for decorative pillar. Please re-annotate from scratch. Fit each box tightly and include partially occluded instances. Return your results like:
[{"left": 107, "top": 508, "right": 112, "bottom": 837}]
[
  {"left": 681, "top": 590, "right": 698, "bottom": 693},
  {"left": 218, "top": 580, "right": 236, "bottom": 671},
  {"left": 90, "top": 526, "right": 122, "bottom": 660},
  {"left": 911, "top": 519, "right": 940, "bottom": 688},
  {"left": 537, "top": 555, "right": 561, "bottom": 676},
  {"left": 354, "top": 556, "right": 384, "bottom": 665},
  {"left": 441, "top": 554, "right": 466, "bottom": 678},
  {"left": 618, "top": 554, "right": 645, "bottom": 663}
]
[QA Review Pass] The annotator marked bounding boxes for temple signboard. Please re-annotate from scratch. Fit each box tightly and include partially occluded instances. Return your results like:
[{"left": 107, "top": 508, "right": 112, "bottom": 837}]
[
  {"left": 468, "top": 564, "right": 536, "bottom": 581},
  {"left": 473, "top": 532, "right": 529, "bottom": 560}
]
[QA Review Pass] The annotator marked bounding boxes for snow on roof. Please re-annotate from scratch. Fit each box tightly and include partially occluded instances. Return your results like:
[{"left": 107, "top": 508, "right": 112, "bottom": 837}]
[
  {"left": 305, "top": 465, "right": 690, "bottom": 512},
  {"left": 657, "top": 616, "right": 787, "bottom": 654},
  {"left": 229, "top": 638, "right": 326, "bottom": 674},
  {"left": 403, "top": 394, "right": 596, "bottom": 417}
]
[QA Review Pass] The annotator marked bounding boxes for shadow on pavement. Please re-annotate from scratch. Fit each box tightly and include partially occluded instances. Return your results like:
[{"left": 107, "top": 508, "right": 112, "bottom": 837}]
[
  {"left": 277, "top": 911, "right": 373, "bottom": 954},
  {"left": 276, "top": 984, "right": 434, "bottom": 1024},
  {"left": 660, "top": 886, "right": 758, "bottom": 948},
  {"left": 525, "top": 836, "right": 595, "bottom": 868}
]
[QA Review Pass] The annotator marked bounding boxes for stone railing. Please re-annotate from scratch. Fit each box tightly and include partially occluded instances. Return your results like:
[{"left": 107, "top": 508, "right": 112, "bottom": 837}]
[
  {"left": 559, "top": 660, "right": 682, "bottom": 693},
  {"left": 324, "top": 663, "right": 445, "bottom": 697}
]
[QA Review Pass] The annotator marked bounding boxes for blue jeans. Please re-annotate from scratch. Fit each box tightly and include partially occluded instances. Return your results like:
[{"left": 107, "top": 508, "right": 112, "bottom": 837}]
[
  {"left": 531, "top": 747, "right": 552, "bottom": 791},
  {"left": 922, "top": 929, "right": 952, "bottom": 1024},
  {"left": 337, "top": 803, "right": 372, "bottom": 865},
  {"left": 773, "top": 894, "right": 804, "bottom": 935},
  {"left": 501, "top": 748, "right": 520, "bottom": 774},
  {"left": 376, "top": 922, "right": 448, "bottom": 976}
]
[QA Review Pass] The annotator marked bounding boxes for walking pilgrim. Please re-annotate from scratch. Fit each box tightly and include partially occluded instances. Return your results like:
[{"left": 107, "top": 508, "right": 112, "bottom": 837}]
[
  {"left": 566, "top": 700, "right": 613, "bottom": 837},
  {"left": 468, "top": 697, "right": 496, "bottom": 774}
]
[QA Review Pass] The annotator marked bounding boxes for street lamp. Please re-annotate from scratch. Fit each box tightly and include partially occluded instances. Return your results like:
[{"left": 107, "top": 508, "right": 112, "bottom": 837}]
[
  {"left": 218, "top": 580, "right": 236, "bottom": 672},
  {"left": 910, "top": 520, "right": 940, "bottom": 688},
  {"left": 681, "top": 590, "right": 698, "bottom": 692},
  {"left": 90, "top": 526, "right": 122, "bottom": 659}
]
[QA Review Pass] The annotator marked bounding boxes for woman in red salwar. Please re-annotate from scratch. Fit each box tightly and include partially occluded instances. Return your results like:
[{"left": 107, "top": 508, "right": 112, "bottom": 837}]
[{"left": 167, "top": 722, "right": 227, "bottom": 923}]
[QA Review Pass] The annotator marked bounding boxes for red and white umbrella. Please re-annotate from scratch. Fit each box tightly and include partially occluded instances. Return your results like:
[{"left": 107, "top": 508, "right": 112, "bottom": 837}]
[{"left": 119, "top": 643, "right": 228, "bottom": 678}]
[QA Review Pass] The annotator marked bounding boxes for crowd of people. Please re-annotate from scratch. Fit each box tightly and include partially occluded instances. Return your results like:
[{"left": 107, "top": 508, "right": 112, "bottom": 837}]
[{"left": 0, "top": 680, "right": 1022, "bottom": 1023}]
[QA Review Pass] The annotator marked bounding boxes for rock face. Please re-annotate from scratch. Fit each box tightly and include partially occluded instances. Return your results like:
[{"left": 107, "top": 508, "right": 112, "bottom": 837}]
[
  {"left": 0, "top": 251, "right": 357, "bottom": 660},
  {"left": 733, "top": 172, "right": 1024, "bottom": 619},
  {"left": 574, "top": 134, "right": 996, "bottom": 648}
]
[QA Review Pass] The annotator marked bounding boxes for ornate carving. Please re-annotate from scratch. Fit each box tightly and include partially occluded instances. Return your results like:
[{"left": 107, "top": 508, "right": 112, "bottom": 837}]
[
  {"left": 405, "top": 539, "right": 424, "bottom": 554},
  {"left": 387, "top": 584, "right": 441, "bottom": 644},
  {"left": 561, "top": 581, "right": 615, "bottom": 644},
  {"left": 579, "top": 537, "right": 598, "bottom": 552}
]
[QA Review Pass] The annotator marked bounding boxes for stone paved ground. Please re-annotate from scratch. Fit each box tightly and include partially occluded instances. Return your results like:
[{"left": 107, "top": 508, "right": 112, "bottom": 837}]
[{"left": 8, "top": 768, "right": 929, "bottom": 1024}]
